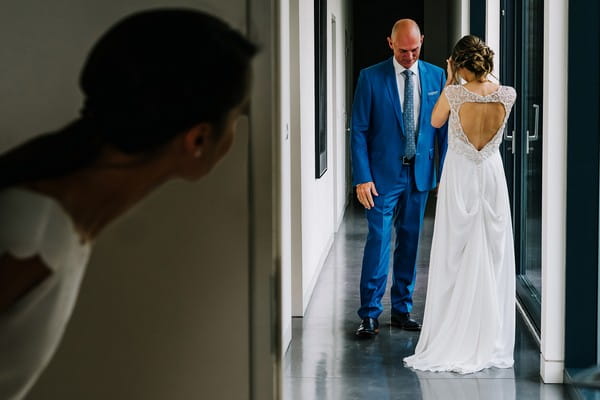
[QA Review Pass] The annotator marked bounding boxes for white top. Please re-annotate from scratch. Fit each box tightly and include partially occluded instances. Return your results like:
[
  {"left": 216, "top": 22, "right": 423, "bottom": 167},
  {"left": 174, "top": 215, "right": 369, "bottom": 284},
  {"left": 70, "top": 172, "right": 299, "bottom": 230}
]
[
  {"left": 0, "top": 188, "right": 91, "bottom": 400},
  {"left": 393, "top": 57, "right": 421, "bottom": 132}
]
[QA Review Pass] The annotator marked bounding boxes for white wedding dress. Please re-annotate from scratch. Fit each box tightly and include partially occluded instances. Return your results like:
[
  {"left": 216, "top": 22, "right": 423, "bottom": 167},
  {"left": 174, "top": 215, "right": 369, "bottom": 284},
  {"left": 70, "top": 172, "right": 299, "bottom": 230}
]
[
  {"left": 0, "top": 188, "right": 91, "bottom": 400},
  {"left": 404, "top": 84, "right": 517, "bottom": 374}
]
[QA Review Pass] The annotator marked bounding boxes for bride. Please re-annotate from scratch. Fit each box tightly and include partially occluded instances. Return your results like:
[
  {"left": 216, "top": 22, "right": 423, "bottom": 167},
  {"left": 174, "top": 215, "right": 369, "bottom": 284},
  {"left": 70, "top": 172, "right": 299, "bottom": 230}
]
[{"left": 403, "top": 35, "right": 517, "bottom": 374}]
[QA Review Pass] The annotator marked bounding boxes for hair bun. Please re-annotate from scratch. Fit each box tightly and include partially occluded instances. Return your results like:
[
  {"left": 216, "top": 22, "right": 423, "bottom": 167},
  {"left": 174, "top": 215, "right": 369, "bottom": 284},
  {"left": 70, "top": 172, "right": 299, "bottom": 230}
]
[{"left": 451, "top": 35, "right": 494, "bottom": 78}]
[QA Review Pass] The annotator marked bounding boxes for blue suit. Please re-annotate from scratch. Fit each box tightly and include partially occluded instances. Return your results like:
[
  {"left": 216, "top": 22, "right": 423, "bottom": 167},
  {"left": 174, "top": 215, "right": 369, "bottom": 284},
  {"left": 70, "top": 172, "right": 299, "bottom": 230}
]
[{"left": 351, "top": 58, "right": 448, "bottom": 319}]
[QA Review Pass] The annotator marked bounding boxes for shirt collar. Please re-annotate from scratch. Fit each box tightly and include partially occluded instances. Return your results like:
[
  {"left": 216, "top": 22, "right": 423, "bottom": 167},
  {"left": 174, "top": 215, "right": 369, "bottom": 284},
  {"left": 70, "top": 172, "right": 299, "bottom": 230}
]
[{"left": 393, "top": 57, "right": 419, "bottom": 76}]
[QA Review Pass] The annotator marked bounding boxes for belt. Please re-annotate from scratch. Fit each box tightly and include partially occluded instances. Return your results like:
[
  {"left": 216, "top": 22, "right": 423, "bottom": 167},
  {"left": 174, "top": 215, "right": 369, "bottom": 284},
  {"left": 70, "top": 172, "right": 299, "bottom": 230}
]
[{"left": 402, "top": 156, "right": 414, "bottom": 166}]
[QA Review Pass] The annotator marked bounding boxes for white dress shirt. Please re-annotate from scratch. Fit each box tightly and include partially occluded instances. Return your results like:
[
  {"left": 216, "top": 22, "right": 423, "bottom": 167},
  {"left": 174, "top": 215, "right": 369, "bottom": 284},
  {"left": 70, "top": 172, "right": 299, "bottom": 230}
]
[{"left": 393, "top": 57, "right": 421, "bottom": 133}]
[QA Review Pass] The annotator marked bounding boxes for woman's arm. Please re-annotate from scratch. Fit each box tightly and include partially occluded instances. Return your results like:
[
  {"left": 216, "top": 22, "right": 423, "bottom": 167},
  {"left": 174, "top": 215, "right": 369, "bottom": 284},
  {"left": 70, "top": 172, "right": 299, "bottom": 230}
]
[
  {"left": 431, "top": 90, "right": 451, "bottom": 128},
  {"left": 0, "top": 254, "right": 52, "bottom": 312},
  {"left": 431, "top": 58, "right": 455, "bottom": 128}
]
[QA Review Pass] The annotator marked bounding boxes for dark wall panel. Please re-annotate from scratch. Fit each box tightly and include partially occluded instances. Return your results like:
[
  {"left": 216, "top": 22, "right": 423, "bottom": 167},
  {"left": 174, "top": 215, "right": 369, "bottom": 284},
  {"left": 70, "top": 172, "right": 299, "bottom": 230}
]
[{"left": 565, "top": 0, "right": 600, "bottom": 369}]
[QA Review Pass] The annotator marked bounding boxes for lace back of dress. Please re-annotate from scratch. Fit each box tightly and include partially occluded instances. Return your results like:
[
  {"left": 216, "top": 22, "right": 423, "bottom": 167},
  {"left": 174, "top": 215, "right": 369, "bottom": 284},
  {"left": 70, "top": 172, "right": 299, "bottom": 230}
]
[{"left": 445, "top": 85, "right": 517, "bottom": 163}]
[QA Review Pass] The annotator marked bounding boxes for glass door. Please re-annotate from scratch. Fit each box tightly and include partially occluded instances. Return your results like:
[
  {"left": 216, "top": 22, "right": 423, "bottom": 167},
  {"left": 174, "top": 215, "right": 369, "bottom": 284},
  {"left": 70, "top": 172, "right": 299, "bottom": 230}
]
[
  {"left": 519, "top": 0, "right": 544, "bottom": 326},
  {"left": 501, "top": 0, "right": 544, "bottom": 330}
]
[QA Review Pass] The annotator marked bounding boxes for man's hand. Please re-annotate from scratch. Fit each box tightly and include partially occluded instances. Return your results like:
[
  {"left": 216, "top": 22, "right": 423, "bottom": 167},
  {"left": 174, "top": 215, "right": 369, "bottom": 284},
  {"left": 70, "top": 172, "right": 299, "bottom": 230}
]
[{"left": 356, "top": 182, "right": 379, "bottom": 210}]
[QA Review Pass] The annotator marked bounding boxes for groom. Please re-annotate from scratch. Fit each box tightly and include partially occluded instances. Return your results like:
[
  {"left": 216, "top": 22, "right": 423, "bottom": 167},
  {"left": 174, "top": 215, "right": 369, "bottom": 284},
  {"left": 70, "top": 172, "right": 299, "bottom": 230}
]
[{"left": 351, "top": 19, "right": 447, "bottom": 337}]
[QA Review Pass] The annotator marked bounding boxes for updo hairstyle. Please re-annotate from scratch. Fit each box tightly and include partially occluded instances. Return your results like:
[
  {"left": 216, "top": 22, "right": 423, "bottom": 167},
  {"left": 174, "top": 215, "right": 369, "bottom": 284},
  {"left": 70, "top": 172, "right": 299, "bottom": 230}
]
[{"left": 451, "top": 35, "right": 494, "bottom": 81}]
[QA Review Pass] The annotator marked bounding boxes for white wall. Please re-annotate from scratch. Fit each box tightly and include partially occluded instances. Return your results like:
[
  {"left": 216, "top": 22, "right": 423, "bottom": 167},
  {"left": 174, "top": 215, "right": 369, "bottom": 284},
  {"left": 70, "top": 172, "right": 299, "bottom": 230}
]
[
  {"left": 279, "top": 0, "right": 293, "bottom": 353},
  {"left": 331, "top": 4, "right": 349, "bottom": 231},
  {"left": 286, "top": 0, "right": 349, "bottom": 318},
  {"left": 540, "top": 0, "right": 568, "bottom": 384},
  {"left": 298, "top": 0, "right": 335, "bottom": 314},
  {"left": 0, "top": 1, "right": 261, "bottom": 399},
  {"left": 485, "top": 0, "right": 500, "bottom": 80},
  {"left": 461, "top": 0, "right": 470, "bottom": 36}
]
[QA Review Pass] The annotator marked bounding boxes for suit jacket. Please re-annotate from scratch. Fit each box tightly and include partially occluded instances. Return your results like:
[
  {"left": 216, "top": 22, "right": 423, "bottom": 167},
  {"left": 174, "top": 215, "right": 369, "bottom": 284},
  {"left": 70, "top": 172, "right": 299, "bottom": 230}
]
[{"left": 351, "top": 57, "right": 448, "bottom": 193}]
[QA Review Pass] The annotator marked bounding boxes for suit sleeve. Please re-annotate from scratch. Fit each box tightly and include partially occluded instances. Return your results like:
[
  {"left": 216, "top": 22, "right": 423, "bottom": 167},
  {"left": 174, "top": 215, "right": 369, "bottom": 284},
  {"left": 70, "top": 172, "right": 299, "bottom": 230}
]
[
  {"left": 435, "top": 71, "right": 449, "bottom": 184},
  {"left": 351, "top": 70, "right": 374, "bottom": 186}
]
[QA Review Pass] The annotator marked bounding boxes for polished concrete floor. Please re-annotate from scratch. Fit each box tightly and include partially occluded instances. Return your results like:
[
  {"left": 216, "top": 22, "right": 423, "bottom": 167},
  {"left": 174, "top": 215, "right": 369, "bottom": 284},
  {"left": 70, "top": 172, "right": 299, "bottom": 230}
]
[{"left": 283, "top": 199, "right": 570, "bottom": 400}]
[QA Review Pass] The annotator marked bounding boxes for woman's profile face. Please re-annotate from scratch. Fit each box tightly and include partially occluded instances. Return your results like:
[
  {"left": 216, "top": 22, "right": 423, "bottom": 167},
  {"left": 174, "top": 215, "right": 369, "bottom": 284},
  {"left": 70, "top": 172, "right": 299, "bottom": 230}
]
[
  {"left": 210, "top": 102, "right": 247, "bottom": 166},
  {"left": 179, "top": 98, "right": 248, "bottom": 181}
]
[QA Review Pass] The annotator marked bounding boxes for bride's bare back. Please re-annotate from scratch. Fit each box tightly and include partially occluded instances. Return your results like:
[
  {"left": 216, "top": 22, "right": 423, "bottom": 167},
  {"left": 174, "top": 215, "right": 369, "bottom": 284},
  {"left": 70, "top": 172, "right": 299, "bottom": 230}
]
[
  {"left": 458, "top": 83, "right": 506, "bottom": 151},
  {"left": 431, "top": 81, "right": 515, "bottom": 162},
  {"left": 459, "top": 102, "right": 506, "bottom": 150}
]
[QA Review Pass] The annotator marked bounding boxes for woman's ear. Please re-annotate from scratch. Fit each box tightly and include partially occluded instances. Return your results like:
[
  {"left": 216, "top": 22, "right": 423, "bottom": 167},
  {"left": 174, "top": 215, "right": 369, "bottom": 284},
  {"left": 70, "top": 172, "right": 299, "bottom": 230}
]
[{"left": 183, "top": 123, "right": 212, "bottom": 158}]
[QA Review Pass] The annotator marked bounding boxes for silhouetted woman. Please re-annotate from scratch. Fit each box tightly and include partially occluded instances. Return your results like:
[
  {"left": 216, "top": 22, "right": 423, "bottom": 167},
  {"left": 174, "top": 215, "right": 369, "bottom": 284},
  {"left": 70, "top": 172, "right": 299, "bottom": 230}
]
[{"left": 0, "top": 9, "right": 256, "bottom": 399}]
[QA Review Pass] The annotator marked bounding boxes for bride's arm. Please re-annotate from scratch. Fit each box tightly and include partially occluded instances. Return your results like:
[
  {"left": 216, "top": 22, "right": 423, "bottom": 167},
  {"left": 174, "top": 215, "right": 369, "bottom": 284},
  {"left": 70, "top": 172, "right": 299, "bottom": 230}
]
[
  {"left": 431, "top": 58, "right": 455, "bottom": 128},
  {"left": 431, "top": 90, "right": 450, "bottom": 128}
]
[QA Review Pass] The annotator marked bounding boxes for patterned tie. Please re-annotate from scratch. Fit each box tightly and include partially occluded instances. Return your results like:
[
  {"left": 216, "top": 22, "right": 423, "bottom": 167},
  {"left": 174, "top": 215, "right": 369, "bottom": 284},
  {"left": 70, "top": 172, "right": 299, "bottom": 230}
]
[{"left": 402, "top": 69, "right": 416, "bottom": 159}]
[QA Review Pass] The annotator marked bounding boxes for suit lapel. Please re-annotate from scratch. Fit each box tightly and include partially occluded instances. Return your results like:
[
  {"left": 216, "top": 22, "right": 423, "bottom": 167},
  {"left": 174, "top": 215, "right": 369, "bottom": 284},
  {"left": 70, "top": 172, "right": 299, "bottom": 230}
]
[{"left": 384, "top": 58, "right": 405, "bottom": 136}]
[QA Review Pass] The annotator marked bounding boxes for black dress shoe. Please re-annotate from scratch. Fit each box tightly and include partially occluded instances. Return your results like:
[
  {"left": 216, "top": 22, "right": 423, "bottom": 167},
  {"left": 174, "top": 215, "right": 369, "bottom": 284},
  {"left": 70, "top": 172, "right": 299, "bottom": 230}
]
[
  {"left": 391, "top": 312, "right": 421, "bottom": 331},
  {"left": 355, "top": 317, "right": 379, "bottom": 337}
]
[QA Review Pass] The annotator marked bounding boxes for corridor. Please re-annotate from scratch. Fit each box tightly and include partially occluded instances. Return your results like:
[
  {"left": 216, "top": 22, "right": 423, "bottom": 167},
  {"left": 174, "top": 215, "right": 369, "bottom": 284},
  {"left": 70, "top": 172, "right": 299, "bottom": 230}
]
[{"left": 283, "top": 199, "right": 569, "bottom": 399}]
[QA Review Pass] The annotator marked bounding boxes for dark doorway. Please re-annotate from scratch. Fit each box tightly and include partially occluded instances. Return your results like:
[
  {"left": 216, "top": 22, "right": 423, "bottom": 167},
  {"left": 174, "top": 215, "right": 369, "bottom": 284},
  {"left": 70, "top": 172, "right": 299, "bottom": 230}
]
[{"left": 351, "top": 1, "right": 424, "bottom": 88}]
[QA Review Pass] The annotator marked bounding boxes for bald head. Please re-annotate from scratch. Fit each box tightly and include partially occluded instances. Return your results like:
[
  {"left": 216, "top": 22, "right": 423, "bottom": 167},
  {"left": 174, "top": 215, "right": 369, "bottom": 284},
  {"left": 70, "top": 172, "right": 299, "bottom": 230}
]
[
  {"left": 391, "top": 19, "right": 421, "bottom": 38},
  {"left": 387, "top": 19, "right": 424, "bottom": 69}
]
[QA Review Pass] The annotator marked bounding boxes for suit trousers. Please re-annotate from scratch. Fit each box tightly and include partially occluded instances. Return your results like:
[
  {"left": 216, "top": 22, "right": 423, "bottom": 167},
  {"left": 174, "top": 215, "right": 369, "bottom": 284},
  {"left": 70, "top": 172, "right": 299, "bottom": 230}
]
[{"left": 358, "top": 163, "right": 429, "bottom": 319}]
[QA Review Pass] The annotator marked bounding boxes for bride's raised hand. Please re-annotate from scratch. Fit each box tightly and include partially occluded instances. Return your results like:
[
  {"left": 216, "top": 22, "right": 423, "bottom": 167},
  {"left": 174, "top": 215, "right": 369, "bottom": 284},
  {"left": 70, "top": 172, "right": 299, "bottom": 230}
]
[{"left": 445, "top": 58, "right": 456, "bottom": 85}]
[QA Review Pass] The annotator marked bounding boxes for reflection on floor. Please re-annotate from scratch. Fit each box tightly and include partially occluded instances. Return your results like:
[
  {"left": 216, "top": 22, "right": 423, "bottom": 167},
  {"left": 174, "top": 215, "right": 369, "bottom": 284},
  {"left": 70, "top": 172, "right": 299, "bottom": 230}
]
[{"left": 283, "top": 199, "right": 569, "bottom": 400}]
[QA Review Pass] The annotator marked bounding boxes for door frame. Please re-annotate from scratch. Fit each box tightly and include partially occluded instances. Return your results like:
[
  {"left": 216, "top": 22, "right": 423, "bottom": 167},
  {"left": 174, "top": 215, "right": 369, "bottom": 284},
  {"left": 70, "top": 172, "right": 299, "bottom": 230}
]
[{"left": 248, "top": 0, "right": 282, "bottom": 398}]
